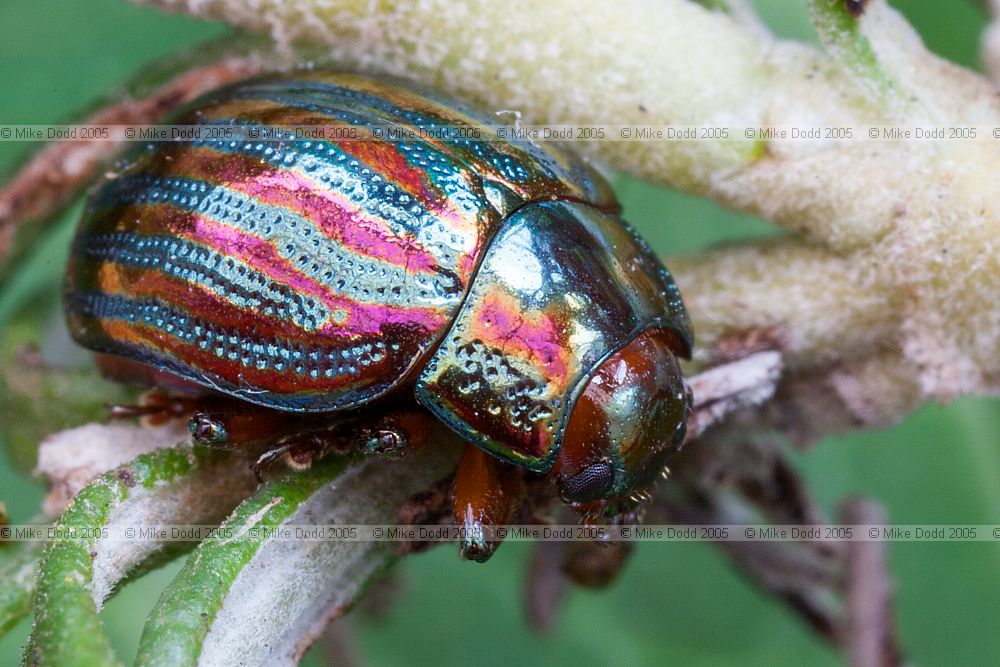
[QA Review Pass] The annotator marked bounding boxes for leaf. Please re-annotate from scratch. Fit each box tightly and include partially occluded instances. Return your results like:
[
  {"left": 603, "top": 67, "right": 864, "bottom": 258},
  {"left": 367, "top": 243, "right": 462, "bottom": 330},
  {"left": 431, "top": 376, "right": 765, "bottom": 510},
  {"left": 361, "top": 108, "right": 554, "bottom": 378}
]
[
  {"left": 808, "top": 0, "right": 897, "bottom": 98},
  {"left": 137, "top": 435, "right": 460, "bottom": 667},
  {"left": 0, "top": 538, "right": 44, "bottom": 636},
  {"left": 23, "top": 439, "right": 258, "bottom": 666}
]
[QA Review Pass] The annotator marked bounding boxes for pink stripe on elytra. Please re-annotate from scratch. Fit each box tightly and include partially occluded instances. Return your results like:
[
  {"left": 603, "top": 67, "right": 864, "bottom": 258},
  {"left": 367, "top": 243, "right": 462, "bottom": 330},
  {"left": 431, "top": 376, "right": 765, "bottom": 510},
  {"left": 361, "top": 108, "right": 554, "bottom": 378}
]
[
  {"left": 204, "top": 155, "right": 476, "bottom": 278},
  {"left": 176, "top": 211, "right": 448, "bottom": 336}
]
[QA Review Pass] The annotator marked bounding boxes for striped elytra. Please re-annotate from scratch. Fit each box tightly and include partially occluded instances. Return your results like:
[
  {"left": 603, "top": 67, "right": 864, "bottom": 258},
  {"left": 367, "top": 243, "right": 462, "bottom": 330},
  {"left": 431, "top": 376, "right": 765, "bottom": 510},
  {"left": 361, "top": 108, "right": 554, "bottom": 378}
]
[{"left": 65, "top": 71, "right": 694, "bottom": 511}]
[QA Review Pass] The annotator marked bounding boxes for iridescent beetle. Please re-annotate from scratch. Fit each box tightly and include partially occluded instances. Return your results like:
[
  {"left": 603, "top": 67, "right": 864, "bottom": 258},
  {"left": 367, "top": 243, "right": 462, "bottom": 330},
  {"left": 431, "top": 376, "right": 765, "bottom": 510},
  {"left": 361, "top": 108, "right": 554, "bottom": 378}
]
[{"left": 64, "top": 72, "right": 693, "bottom": 561}]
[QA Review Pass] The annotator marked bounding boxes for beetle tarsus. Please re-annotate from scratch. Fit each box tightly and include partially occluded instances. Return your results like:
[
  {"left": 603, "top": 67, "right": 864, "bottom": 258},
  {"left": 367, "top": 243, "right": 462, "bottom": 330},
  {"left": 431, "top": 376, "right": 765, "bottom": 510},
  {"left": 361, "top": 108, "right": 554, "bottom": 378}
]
[
  {"left": 562, "top": 540, "right": 635, "bottom": 588},
  {"left": 282, "top": 442, "right": 318, "bottom": 471},
  {"left": 453, "top": 445, "right": 524, "bottom": 562},
  {"left": 358, "top": 409, "right": 434, "bottom": 458},
  {"left": 251, "top": 431, "right": 341, "bottom": 477}
]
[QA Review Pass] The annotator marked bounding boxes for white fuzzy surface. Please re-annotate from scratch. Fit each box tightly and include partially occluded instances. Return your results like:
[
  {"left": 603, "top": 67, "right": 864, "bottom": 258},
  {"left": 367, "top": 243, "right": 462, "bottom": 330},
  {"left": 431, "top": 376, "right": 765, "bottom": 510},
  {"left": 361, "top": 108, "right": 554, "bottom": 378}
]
[
  {"left": 36, "top": 421, "right": 188, "bottom": 516},
  {"left": 35, "top": 421, "right": 259, "bottom": 606},
  {"left": 90, "top": 452, "right": 258, "bottom": 606},
  {"left": 139, "top": 0, "right": 766, "bottom": 189},
  {"left": 197, "top": 438, "right": 460, "bottom": 667}
]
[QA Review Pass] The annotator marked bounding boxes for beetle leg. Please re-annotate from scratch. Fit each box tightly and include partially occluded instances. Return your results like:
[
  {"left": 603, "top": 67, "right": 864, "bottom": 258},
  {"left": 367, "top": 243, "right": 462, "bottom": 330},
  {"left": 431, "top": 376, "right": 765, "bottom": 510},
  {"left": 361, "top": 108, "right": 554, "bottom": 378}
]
[
  {"left": 357, "top": 409, "right": 434, "bottom": 458},
  {"left": 188, "top": 408, "right": 325, "bottom": 449},
  {"left": 561, "top": 541, "right": 635, "bottom": 588},
  {"left": 108, "top": 389, "right": 213, "bottom": 427},
  {"left": 245, "top": 408, "right": 436, "bottom": 478},
  {"left": 452, "top": 445, "right": 524, "bottom": 562},
  {"left": 558, "top": 502, "right": 642, "bottom": 587},
  {"left": 251, "top": 433, "right": 336, "bottom": 478}
]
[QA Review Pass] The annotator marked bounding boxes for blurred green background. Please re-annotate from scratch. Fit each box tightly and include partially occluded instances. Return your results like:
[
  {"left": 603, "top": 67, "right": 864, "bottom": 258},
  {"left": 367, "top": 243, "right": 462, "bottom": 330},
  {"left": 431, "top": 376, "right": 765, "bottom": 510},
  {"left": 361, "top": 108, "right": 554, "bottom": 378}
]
[{"left": 0, "top": 1, "right": 998, "bottom": 665}]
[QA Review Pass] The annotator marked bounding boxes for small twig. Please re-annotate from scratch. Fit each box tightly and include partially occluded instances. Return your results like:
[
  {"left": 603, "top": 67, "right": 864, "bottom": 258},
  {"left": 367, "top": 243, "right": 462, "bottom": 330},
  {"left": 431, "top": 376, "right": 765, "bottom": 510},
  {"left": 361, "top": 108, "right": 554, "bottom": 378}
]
[
  {"left": 840, "top": 499, "right": 902, "bottom": 667},
  {"left": 685, "top": 351, "right": 783, "bottom": 440},
  {"left": 524, "top": 540, "right": 570, "bottom": 633},
  {"left": 0, "top": 57, "right": 263, "bottom": 261},
  {"left": 654, "top": 421, "right": 845, "bottom": 643},
  {"left": 320, "top": 619, "right": 363, "bottom": 667}
]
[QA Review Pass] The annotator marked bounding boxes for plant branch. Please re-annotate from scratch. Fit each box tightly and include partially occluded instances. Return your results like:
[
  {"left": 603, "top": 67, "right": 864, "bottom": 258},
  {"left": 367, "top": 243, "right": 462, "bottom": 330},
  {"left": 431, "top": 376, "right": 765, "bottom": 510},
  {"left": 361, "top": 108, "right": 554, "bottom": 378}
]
[
  {"left": 0, "top": 537, "right": 44, "bottom": 636},
  {"left": 3, "top": 352, "right": 778, "bottom": 658},
  {"left": 123, "top": 0, "right": 1000, "bottom": 430},
  {"left": 0, "top": 44, "right": 268, "bottom": 273},
  {"left": 840, "top": 499, "right": 902, "bottom": 667},
  {"left": 132, "top": 0, "right": 991, "bottom": 246},
  {"left": 2, "top": 3, "right": 981, "bottom": 659},
  {"left": 685, "top": 351, "right": 782, "bottom": 439},
  {"left": 655, "top": 422, "right": 902, "bottom": 663}
]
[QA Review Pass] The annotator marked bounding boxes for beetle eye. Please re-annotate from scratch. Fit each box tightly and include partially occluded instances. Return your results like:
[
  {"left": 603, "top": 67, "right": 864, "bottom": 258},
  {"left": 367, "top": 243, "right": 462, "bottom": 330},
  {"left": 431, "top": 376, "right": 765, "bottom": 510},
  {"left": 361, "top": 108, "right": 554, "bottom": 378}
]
[{"left": 559, "top": 461, "right": 615, "bottom": 502}]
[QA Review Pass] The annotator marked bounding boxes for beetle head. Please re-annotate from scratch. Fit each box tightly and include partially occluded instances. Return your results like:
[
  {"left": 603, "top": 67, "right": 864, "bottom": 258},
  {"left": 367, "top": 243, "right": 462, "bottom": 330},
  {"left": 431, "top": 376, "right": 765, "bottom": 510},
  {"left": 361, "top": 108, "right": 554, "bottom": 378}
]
[{"left": 555, "top": 329, "right": 691, "bottom": 515}]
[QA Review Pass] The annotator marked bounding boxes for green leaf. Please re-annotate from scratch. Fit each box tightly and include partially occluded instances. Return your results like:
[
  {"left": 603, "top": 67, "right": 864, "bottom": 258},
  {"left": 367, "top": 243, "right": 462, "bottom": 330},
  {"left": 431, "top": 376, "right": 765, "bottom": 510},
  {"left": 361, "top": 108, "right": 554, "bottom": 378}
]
[
  {"left": 808, "top": 0, "right": 896, "bottom": 97},
  {"left": 23, "top": 443, "right": 258, "bottom": 667},
  {"left": 0, "top": 538, "right": 44, "bottom": 637},
  {"left": 137, "top": 438, "right": 460, "bottom": 667}
]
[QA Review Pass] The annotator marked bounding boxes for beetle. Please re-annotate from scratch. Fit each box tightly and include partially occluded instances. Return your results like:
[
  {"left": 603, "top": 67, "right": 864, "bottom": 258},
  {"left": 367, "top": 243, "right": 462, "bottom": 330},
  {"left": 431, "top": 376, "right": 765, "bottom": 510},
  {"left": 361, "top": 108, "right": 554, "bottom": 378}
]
[{"left": 64, "top": 71, "right": 693, "bottom": 561}]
